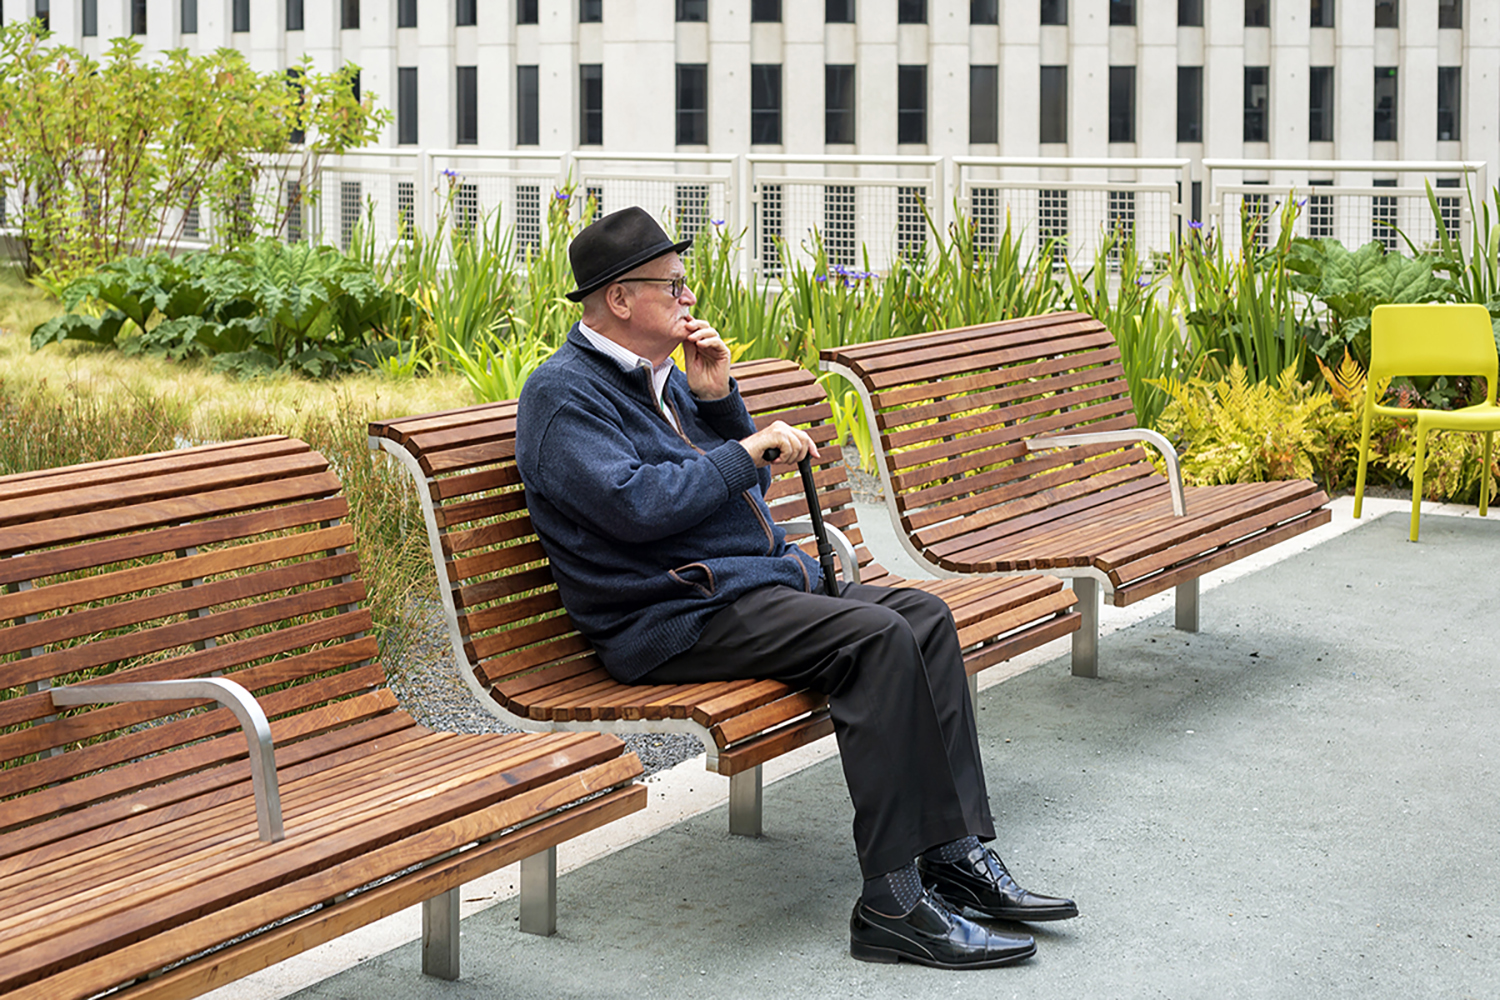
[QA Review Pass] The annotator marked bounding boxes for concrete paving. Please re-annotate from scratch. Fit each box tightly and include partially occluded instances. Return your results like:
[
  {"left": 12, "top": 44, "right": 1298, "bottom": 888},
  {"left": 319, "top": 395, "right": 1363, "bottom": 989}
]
[{"left": 259, "top": 503, "right": 1497, "bottom": 1000}]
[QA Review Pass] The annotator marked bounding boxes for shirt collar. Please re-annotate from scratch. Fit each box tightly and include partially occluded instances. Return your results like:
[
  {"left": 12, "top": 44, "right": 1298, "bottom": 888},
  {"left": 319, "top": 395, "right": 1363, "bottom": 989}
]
[{"left": 578, "top": 321, "right": 676, "bottom": 401}]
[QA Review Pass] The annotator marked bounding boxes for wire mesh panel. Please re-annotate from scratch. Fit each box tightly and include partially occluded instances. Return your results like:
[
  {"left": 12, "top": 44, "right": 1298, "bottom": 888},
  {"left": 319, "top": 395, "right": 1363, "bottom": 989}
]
[
  {"left": 823, "top": 184, "right": 857, "bottom": 267},
  {"left": 1307, "top": 188, "right": 1335, "bottom": 239},
  {"left": 971, "top": 186, "right": 1001, "bottom": 251},
  {"left": 675, "top": 184, "right": 710, "bottom": 243},
  {"left": 1106, "top": 189, "right": 1135, "bottom": 266},
  {"left": 395, "top": 181, "right": 414, "bottom": 238},
  {"left": 1038, "top": 188, "right": 1069, "bottom": 265},
  {"left": 283, "top": 180, "right": 304, "bottom": 242},
  {"left": 757, "top": 182, "right": 784, "bottom": 277},
  {"left": 897, "top": 186, "right": 927, "bottom": 259},
  {"left": 312, "top": 162, "right": 421, "bottom": 251},
  {"left": 430, "top": 152, "right": 568, "bottom": 249},
  {"left": 1371, "top": 189, "right": 1400, "bottom": 250},
  {"left": 514, "top": 184, "right": 542, "bottom": 255}
]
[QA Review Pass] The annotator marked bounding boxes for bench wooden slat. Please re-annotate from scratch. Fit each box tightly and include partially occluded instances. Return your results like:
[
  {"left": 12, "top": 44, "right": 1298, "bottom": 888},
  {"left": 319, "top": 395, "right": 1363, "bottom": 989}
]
[{"left": 0, "top": 437, "right": 307, "bottom": 503}]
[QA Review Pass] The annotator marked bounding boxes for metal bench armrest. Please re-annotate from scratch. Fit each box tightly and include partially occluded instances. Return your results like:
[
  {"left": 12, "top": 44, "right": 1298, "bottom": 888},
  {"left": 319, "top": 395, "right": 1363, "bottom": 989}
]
[
  {"left": 1027, "top": 428, "right": 1187, "bottom": 516},
  {"left": 51, "top": 678, "right": 284, "bottom": 842},
  {"left": 782, "top": 520, "right": 861, "bottom": 586}
]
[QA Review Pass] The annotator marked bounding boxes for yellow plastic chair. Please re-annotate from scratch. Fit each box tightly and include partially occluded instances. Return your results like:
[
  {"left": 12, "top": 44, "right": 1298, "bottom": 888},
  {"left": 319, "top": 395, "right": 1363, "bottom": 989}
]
[{"left": 1354, "top": 303, "right": 1499, "bottom": 541}]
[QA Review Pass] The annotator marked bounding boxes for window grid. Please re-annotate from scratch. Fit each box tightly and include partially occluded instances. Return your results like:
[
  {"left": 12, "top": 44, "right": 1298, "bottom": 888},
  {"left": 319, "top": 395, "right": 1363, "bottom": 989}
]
[
  {"left": 676, "top": 185, "right": 709, "bottom": 244},
  {"left": 1372, "top": 186, "right": 1399, "bottom": 251},
  {"left": 897, "top": 187, "right": 927, "bottom": 259},
  {"left": 339, "top": 181, "right": 363, "bottom": 251},
  {"left": 182, "top": 204, "right": 200, "bottom": 240},
  {"left": 970, "top": 186, "right": 999, "bottom": 251},
  {"left": 1307, "top": 190, "right": 1334, "bottom": 240},
  {"left": 586, "top": 184, "right": 604, "bottom": 221},
  {"left": 824, "top": 185, "right": 857, "bottom": 268},
  {"left": 1107, "top": 190, "right": 1135, "bottom": 267},
  {"left": 454, "top": 182, "right": 479, "bottom": 236},
  {"left": 285, "top": 181, "right": 304, "bottom": 242},
  {"left": 1242, "top": 190, "right": 1269, "bottom": 253},
  {"left": 515, "top": 184, "right": 542, "bottom": 255},
  {"left": 1039, "top": 189, "right": 1068, "bottom": 266},
  {"left": 395, "top": 181, "right": 413, "bottom": 238},
  {"left": 759, "top": 183, "right": 784, "bottom": 277}
]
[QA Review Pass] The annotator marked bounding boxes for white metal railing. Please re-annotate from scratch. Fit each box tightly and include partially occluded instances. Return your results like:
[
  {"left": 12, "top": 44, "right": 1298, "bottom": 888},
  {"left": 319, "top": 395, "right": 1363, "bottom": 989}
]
[
  {"left": 1202, "top": 159, "right": 1488, "bottom": 255},
  {"left": 953, "top": 157, "right": 1191, "bottom": 269}
]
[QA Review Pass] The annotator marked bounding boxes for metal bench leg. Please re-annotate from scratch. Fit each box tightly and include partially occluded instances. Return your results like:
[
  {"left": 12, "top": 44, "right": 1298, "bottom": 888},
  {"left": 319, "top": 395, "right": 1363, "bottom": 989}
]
[
  {"left": 1071, "top": 577, "right": 1100, "bottom": 679},
  {"left": 728, "top": 765, "right": 763, "bottom": 838},
  {"left": 1175, "top": 578, "right": 1200, "bottom": 633},
  {"left": 421, "top": 886, "right": 460, "bottom": 980},
  {"left": 519, "top": 846, "right": 557, "bottom": 936}
]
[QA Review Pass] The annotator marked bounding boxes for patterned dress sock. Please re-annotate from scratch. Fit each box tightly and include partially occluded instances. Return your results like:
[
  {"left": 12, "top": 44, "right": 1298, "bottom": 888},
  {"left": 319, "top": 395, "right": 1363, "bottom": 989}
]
[
  {"left": 923, "top": 834, "right": 983, "bottom": 864},
  {"left": 860, "top": 859, "right": 924, "bottom": 914}
]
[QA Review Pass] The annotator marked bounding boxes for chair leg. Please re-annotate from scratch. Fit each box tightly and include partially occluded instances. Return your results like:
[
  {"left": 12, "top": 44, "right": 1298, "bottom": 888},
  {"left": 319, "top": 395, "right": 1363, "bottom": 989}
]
[
  {"left": 1175, "top": 578, "right": 1200, "bottom": 633},
  {"left": 728, "top": 765, "right": 763, "bottom": 838},
  {"left": 1070, "top": 577, "right": 1100, "bottom": 679},
  {"left": 1354, "top": 400, "right": 1376, "bottom": 520},
  {"left": 421, "top": 886, "right": 460, "bottom": 980},
  {"left": 1482, "top": 431, "right": 1493, "bottom": 518},
  {"left": 1410, "top": 425, "right": 1428, "bottom": 542},
  {"left": 519, "top": 846, "right": 557, "bottom": 936}
]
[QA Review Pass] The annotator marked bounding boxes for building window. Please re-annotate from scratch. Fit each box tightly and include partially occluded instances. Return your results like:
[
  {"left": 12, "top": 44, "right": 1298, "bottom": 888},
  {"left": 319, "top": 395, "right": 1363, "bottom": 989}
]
[
  {"left": 1177, "top": 66, "right": 1202, "bottom": 142},
  {"left": 82, "top": 0, "right": 96, "bottom": 35},
  {"left": 1244, "top": 66, "right": 1268, "bottom": 142},
  {"left": 232, "top": 0, "right": 248, "bottom": 32},
  {"left": 1307, "top": 179, "right": 1334, "bottom": 240},
  {"left": 1372, "top": 178, "right": 1398, "bottom": 250},
  {"left": 1040, "top": 0, "right": 1065, "bottom": 24},
  {"left": 398, "top": 0, "right": 416, "bottom": 27},
  {"left": 1109, "top": 0, "right": 1133, "bottom": 26},
  {"left": 342, "top": 0, "right": 358, "bottom": 30},
  {"left": 751, "top": 64, "right": 782, "bottom": 144},
  {"left": 397, "top": 68, "right": 418, "bottom": 145},
  {"left": 898, "top": 65, "right": 926, "bottom": 144},
  {"left": 131, "top": 0, "right": 145, "bottom": 34},
  {"left": 518, "top": 0, "right": 538, "bottom": 23},
  {"left": 1439, "top": 0, "right": 1461, "bottom": 27},
  {"left": 677, "top": 0, "right": 706, "bottom": 20},
  {"left": 827, "top": 0, "right": 854, "bottom": 23},
  {"left": 287, "top": 69, "right": 305, "bottom": 144},
  {"left": 1437, "top": 67, "right": 1461, "bottom": 141},
  {"left": 1374, "top": 67, "right": 1398, "bottom": 141},
  {"left": 580, "top": 64, "right": 604, "bottom": 144},
  {"left": 1245, "top": 0, "right": 1268, "bottom": 26},
  {"left": 287, "top": 0, "right": 304, "bottom": 31},
  {"left": 581, "top": 0, "right": 602, "bottom": 23},
  {"left": 898, "top": 0, "right": 925, "bottom": 22},
  {"left": 1309, "top": 66, "right": 1334, "bottom": 142},
  {"left": 677, "top": 64, "right": 708, "bottom": 145},
  {"left": 351, "top": 69, "right": 361, "bottom": 104},
  {"left": 182, "top": 0, "right": 198, "bottom": 33},
  {"left": 517, "top": 65, "right": 539, "bottom": 145},
  {"left": 33, "top": 0, "right": 52, "bottom": 32},
  {"left": 1178, "top": 0, "right": 1202, "bottom": 25},
  {"left": 676, "top": 184, "right": 708, "bottom": 243},
  {"left": 826, "top": 64, "right": 855, "bottom": 144},
  {"left": 970, "top": 65, "right": 998, "bottom": 144},
  {"left": 1311, "top": 0, "right": 1334, "bottom": 27},
  {"left": 824, "top": 185, "right": 856, "bottom": 266},
  {"left": 1040, "top": 66, "right": 1067, "bottom": 143},
  {"left": 752, "top": 0, "right": 781, "bottom": 20},
  {"left": 1109, "top": 66, "right": 1135, "bottom": 143},
  {"left": 1039, "top": 189, "right": 1068, "bottom": 265},
  {"left": 456, "top": 66, "right": 477, "bottom": 145},
  {"left": 972, "top": 0, "right": 998, "bottom": 22},
  {"left": 457, "top": 0, "right": 475, "bottom": 26},
  {"left": 1375, "top": 0, "right": 1397, "bottom": 27}
]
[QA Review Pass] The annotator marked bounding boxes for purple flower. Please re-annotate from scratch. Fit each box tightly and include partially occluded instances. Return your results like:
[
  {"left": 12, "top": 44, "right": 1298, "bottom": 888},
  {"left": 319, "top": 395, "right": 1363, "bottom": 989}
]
[
  {"left": 441, "top": 168, "right": 460, "bottom": 180},
  {"left": 1297, "top": 197, "right": 1308, "bottom": 208},
  {"left": 1135, "top": 277, "right": 1150, "bottom": 287},
  {"left": 554, "top": 190, "right": 570, "bottom": 200},
  {"left": 815, "top": 274, "right": 827, "bottom": 283},
  {"left": 1189, "top": 219, "right": 1204, "bottom": 230},
  {"left": 712, "top": 218, "right": 725, "bottom": 226}
]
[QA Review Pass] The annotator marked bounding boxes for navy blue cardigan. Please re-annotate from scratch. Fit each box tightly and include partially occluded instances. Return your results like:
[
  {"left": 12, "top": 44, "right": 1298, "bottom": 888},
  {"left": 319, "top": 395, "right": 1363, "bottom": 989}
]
[{"left": 516, "top": 326, "right": 821, "bottom": 682}]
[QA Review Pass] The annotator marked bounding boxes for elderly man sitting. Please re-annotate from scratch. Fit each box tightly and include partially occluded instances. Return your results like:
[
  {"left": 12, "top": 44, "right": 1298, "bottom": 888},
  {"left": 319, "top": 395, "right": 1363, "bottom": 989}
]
[{"left": 515, "top": 207, "right": 1077, "bottom": 969}]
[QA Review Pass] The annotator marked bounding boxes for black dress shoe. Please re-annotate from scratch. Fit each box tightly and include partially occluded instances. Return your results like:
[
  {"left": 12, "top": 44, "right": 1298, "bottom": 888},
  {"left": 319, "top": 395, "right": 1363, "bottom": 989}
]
[
  {"left": 918, "top": 846, "right": 1078, "bottom": 922},
  {"left": 849, "top": 889, "right": 1037, "bottom": 969}
]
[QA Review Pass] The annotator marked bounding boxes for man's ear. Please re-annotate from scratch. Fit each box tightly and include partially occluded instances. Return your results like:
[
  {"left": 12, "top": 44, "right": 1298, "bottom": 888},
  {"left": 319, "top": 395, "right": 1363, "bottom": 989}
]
[{"left": 604, "top": 282, "right": 632, "bottom": 321}]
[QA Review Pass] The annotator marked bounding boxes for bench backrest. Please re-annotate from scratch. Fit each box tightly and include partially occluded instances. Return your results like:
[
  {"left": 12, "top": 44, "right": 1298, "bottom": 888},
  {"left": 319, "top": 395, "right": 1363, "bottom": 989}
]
[
  {"left": 367, "top": 359, "right": 892, "bottom": 701},
  {"left": 0, "top": 437, "right": 392, "bottom": 840},
  {"left": 822, "top": 311, "right": 1157, "bottom": 535}
]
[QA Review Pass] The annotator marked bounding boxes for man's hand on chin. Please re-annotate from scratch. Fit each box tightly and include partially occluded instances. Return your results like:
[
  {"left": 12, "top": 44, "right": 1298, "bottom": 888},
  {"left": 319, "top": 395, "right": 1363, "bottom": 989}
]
[{"left": 683, "top": 320, "right": 732, "bottom": 400}]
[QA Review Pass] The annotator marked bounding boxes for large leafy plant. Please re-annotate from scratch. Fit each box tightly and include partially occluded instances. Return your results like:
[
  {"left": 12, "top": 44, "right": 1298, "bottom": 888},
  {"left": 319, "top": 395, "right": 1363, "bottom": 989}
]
[{"left": 32, "top": 243, "right": 419, "bottom": 378}]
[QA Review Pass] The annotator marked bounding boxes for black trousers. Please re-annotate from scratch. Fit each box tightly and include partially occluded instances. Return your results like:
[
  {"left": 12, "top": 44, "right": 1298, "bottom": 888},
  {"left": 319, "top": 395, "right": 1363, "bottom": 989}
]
[{"left": 645, "top": 583, "right": 995, "bottom": 879}]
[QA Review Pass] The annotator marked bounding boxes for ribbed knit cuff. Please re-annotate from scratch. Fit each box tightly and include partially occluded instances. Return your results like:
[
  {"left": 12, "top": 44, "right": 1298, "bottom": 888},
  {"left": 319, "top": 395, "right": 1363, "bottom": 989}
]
[
  {"left": 692, "top": 378, "right": 756, "bottom": 439},
  {"left": 706, "top": 440, "right": 761, "bottom": 496}
]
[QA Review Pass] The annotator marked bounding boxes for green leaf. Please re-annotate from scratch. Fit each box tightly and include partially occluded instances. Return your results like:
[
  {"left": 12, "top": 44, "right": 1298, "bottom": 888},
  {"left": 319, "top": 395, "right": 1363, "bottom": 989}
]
[{"left": 30, "top": 311, "right": 128, "bottom": 349}]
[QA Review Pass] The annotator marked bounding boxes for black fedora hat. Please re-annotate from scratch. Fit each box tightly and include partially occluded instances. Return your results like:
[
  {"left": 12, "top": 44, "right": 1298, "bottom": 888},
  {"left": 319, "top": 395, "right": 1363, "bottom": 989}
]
[{"left": 566, "top": 207, "right": 692, "bottom": 303}]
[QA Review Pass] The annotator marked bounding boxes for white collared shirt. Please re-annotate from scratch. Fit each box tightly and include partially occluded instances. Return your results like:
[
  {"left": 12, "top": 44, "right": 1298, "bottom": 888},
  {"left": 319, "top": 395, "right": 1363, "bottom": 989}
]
[{"left": 578, "top": 321, "right": 682, "bottom": 434}]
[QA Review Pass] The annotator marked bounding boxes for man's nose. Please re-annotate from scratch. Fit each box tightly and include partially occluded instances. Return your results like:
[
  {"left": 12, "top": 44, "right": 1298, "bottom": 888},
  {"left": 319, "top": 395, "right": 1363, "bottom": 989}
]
[{"left": 681, "top": 284, "right": 697, "bottom": 305}]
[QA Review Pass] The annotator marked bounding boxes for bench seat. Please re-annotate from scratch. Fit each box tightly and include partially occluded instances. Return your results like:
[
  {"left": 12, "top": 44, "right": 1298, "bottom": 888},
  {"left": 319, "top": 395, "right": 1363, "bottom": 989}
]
[
  {"left": 821, "top": 312, "right": 1332, "bottom": 677},
  {"left": 370, "top": 358, "right": 1080, "bottom": 835},
  {"left": 0, "top": 438, "right": 644, "bottom": 998}
]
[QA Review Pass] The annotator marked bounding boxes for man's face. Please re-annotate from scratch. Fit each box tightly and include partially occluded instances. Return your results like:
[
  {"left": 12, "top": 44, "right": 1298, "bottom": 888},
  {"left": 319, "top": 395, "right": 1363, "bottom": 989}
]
[{"left": 617, "top": 252, "right": 696, "bottom": 345}]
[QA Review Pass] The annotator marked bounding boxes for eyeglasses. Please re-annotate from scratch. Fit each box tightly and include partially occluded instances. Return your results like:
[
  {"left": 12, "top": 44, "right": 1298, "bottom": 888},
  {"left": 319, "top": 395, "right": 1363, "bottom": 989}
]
[{"left": 621, "top": 276, "right": 689, "bottom": 299}]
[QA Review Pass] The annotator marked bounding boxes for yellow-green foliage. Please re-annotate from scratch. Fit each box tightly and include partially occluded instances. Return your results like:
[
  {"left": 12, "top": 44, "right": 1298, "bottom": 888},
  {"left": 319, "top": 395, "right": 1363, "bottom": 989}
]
[
  {"left": 1154, "top": 361, "right": 1344, "bottom": 485},
  {"left": 1382, "top": 427, "right": 1499, "bottom": 504}
]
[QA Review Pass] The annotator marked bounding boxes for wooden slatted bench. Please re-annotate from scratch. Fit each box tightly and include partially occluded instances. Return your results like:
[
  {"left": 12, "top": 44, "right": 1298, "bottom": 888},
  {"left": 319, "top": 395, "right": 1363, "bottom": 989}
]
[
  {"left": 369, "top": 357, "right": 1080, "bottom": 837},
  {"left": 821, "top": 311, "right": 1333, "bottom": 678},
  {"left": 0, "top": 437, "right": 645, "bottom": 999}
]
